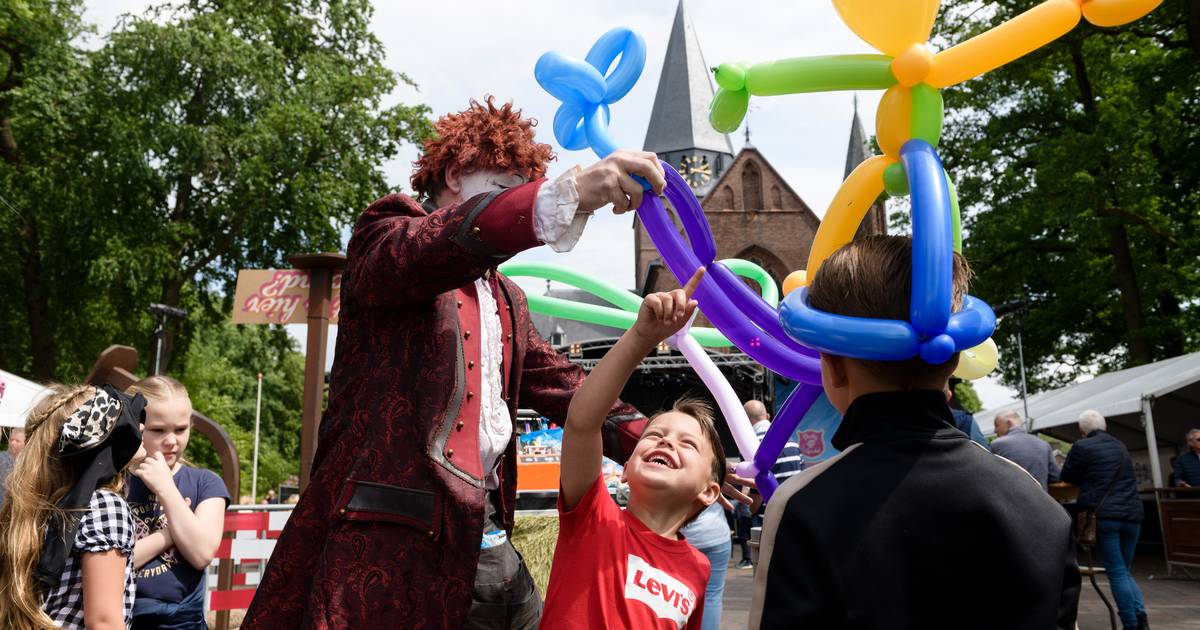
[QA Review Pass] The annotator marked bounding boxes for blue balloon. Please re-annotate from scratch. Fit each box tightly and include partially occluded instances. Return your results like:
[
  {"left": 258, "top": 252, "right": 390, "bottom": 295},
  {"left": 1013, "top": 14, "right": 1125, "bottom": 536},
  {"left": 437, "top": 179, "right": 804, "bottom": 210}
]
[
  {"left": 534, "top": 27, "right": 646, "bottom": 161},
  {"left": 904, "top": 139, "right": 954, "bottom": 337}
]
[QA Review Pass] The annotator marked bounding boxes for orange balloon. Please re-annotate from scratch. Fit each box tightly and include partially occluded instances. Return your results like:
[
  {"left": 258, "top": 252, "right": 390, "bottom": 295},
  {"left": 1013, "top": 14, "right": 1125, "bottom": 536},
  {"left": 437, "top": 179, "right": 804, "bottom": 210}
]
[
  {"left": 783, "top": 270, "right": 807, "bottom": 294},
  {"left": 891, "top": 43, "right": 935, "bottom": 87},
  {"left": 876, "top": 85, "right": 912, "bottom": 157},
  {"left": 806, "top": 155, "right": 892, "bottom": 278},
  {"left": 927, "top": 0, "right": 1082, "bottom": 88}
]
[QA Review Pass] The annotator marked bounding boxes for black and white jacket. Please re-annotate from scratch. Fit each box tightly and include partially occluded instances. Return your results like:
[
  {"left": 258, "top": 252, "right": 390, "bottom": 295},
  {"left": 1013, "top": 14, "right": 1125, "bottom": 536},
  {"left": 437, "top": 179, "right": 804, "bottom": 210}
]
[{"left": 750, "top": 391, "right": 1080, "bottom": 630}]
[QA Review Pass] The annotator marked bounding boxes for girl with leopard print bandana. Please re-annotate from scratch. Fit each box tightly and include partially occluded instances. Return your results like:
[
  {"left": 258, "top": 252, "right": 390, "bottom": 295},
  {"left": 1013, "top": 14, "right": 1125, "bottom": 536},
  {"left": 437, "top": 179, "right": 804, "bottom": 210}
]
[{"left": 0, "top": 384, "right": 147, "bottom": 630}]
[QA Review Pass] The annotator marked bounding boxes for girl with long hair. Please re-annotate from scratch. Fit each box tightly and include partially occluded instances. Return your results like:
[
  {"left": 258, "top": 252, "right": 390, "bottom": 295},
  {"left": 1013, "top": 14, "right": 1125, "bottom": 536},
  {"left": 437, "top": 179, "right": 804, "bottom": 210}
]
[
  {"left": 126, "top": 376, "right": 229, "bottom": 630},
  {"left": 0, "top": 384, "right": 147, "bottom": 630}
]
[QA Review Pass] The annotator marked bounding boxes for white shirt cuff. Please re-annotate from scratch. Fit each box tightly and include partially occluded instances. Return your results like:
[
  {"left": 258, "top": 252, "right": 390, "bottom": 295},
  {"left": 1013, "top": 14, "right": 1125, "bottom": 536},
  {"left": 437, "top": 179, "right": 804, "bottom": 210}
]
[{"left": 534, "top": 167, "right": 589, "bottom": 253}]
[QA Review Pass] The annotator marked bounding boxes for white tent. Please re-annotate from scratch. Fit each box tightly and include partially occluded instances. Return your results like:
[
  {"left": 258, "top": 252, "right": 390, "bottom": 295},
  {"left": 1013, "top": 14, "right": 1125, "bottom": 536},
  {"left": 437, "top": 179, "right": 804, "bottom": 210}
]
[
  {"left": 0, "top": 370, "right": 51, "bottom": 429},
  {"left": 975, "top": 352, "right": 1200, "bottom": 488}
]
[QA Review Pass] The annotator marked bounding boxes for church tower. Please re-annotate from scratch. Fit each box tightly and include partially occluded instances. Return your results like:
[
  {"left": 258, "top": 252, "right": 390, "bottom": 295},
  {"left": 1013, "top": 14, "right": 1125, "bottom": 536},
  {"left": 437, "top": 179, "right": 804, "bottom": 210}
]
[
  {"left": 845, "top": 96, "right": 889, "bottom": 238},
  {"left": 642, "top": 0, "right": 735, "bottom": 197}
]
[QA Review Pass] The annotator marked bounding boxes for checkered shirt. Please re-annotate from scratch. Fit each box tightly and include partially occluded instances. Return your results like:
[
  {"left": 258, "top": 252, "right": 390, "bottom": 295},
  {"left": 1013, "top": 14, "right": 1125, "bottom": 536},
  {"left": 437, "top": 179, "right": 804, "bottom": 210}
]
[{"left": 42, "top": 489, "right": 136, "bottom": 629}]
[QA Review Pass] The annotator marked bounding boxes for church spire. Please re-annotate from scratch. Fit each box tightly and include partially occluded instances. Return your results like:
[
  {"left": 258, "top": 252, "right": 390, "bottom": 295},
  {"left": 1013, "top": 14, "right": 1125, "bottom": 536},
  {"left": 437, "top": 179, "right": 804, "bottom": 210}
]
[
  {"left": 643, "top": 0, "right": 734, "bottom": 156},
  {"left": 844, "top": 94, "right": 872, "bottom": 179}
]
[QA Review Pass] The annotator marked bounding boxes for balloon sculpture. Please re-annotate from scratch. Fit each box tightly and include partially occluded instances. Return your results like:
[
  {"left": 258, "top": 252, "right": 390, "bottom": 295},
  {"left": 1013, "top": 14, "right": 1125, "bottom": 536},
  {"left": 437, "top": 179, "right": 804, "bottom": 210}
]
[
  {"left": 531, "top": 0, "right": 1161, "bottom": 500},
  {"left": 709, "top": 0, "right": 1161, "bottom": 370}
]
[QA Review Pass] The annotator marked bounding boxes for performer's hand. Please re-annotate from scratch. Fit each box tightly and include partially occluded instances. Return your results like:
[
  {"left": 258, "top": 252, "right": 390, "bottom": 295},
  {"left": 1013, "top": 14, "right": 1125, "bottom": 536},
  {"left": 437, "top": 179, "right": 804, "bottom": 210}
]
[
  {"left": 576, "top": 149, "right": 666, "bottom": 215},
  {"left": 632, "top": 267, "right": 703, "bottom": 347},
  {"left": 716, "top": 471, "right": 756, "bottom": 510}
]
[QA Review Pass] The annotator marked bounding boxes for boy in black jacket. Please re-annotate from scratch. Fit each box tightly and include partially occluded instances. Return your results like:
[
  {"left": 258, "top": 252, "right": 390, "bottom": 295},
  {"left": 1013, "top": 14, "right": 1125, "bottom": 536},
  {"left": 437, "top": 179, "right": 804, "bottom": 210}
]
[{"left": 750, "top": 236, "right": 1080, "bottom": 630}]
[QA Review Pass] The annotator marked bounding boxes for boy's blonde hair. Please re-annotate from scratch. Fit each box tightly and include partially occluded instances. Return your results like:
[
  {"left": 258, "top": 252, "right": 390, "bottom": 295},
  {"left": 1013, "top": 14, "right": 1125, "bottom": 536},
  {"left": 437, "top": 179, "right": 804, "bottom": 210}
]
[{"left": 808, "top": 235, "right": 973, "bottom": 387}]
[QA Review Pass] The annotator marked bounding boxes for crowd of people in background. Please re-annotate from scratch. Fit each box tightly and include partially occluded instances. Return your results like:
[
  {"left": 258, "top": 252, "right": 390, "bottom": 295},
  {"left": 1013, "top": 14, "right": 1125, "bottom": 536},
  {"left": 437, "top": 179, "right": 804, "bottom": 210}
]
[{"left": 0, "top": 380, "right": 1194, "bottom": 630}]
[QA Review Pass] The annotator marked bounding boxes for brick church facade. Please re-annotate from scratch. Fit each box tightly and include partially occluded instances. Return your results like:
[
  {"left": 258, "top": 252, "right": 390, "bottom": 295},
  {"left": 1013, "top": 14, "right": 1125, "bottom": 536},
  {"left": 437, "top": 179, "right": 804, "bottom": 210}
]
[{"left": 633, "top": 0, "right": 886, "bottom": 297}]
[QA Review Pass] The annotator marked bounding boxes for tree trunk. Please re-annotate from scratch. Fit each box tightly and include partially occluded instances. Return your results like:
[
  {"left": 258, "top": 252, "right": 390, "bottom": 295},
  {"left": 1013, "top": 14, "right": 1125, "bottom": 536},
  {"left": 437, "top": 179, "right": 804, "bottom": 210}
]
[
  {"left": 153, "top": 276, "right": 186, "bottom": 374},
  {"left": 1189, "top": 0, "right": 1200, "bottom": 56},
  {"left": 19, "top": 216, "right": 56, "bottom": 378},
  {"left": 1103, "top": 217, "right": 1153, "bottom": 364},
  {"left": 1154, "top": 244, "right": 1185, "bottom": 357}
]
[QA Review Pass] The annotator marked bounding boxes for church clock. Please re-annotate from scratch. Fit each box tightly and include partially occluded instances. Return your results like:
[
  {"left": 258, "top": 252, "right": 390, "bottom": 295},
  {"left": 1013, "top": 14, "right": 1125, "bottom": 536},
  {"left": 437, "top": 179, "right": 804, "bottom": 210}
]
[{"left": 677, "top": 154, "right": 712, "bottom": 189}]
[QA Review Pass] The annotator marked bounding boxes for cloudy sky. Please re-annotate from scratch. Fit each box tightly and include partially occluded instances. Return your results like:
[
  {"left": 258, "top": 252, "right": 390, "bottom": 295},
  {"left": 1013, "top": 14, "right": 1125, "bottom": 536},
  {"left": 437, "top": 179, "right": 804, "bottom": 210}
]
[{"left": 82, "top": 0, "right": 1019, "bottom": 409}]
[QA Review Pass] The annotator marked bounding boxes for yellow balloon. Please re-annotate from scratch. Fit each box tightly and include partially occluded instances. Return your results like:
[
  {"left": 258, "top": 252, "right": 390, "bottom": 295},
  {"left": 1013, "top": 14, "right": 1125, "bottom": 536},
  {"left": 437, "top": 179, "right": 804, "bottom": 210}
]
[
  {"left": 806, "top": 155, "right": 892, "bottom": 279},
  {"left": 783, "top": 270, "right": 807, "bottom": 294},
  {"left": 831, "top": 0, "right": 941, "bottom": 57},
  {"left": 927, "top": 0, "right": 1082, "bottom": 88},
  {"left": 1081, "top": 0, "right": 1162, "bottom": 27},
  {"left": 875, "top": 85, "right": 912, "bottom": 157},
  {"left": 953, "top": 337, "right": 999, "bottom": 380}
]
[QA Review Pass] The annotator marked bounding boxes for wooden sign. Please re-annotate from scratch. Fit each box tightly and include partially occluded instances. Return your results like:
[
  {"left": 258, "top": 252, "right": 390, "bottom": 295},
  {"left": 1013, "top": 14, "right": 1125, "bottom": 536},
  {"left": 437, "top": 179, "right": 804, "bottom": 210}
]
[{"left": 231, "top": 269, "right": 342, "bottom": 325}]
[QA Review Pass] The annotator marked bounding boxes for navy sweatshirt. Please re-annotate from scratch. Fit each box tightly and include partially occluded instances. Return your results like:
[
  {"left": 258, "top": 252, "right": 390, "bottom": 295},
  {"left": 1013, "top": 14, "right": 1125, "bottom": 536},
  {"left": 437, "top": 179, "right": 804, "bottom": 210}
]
[{"left": 750, "top": 391, "right": 1080, "bottom": 630}]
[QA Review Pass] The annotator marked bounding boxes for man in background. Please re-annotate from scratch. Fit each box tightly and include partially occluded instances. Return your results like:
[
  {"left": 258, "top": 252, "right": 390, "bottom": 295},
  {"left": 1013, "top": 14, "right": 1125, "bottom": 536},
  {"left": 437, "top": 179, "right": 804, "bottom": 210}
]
[
  {"left": 1173, "top": 428, "right": 1200, "bottom": 487},
  {"left": 992, "top": 410, "right": 1061, "bottom": 490},
  {"left": 748, "top": 400, "right": 803, "bottom": 483}
]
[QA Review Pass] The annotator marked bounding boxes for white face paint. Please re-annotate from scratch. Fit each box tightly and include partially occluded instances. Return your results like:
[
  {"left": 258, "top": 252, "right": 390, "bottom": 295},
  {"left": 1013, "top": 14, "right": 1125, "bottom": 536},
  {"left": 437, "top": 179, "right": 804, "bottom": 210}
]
[{"left": 457, "top": 170, "right": 528, "bottom": 201}]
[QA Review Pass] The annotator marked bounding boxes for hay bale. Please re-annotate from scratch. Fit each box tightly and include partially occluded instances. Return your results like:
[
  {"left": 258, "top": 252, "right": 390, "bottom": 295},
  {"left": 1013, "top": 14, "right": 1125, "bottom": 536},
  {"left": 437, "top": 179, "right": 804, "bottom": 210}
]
[{"left": 511, "top": 514, "right": 560, "bottom": 597}]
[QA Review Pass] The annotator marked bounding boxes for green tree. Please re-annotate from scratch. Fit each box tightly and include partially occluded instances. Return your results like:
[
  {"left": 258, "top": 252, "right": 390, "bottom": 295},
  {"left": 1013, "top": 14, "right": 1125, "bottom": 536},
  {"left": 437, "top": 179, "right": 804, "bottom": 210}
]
[
  {"left": 178, "top": 321, "right": 305, "bottom": 500},
  {"left": 937, "top": 0, "right": 1200, "bottom": 390},
  {"left": 1, "top": 0, "right": 432, "bottom": 381},
  {"left": 0, "top": 0, "right": 99, "bottom": 379},
  {"left": 952, "top": 380, "right": 982, "bottom": 414}
]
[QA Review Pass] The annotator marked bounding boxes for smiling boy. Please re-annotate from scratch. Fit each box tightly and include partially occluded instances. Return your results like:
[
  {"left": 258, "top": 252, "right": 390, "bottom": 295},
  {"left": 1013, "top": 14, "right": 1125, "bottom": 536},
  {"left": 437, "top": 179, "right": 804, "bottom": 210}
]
[{"left": 540, "top": 269, "right": 725, "bottom": 629}]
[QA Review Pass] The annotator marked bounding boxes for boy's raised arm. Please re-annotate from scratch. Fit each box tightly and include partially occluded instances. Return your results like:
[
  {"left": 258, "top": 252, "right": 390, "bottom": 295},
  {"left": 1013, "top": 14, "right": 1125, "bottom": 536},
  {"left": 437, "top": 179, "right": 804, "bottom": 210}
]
[{"left": 559, "top": 268, "right": 704, "bottom": 511}]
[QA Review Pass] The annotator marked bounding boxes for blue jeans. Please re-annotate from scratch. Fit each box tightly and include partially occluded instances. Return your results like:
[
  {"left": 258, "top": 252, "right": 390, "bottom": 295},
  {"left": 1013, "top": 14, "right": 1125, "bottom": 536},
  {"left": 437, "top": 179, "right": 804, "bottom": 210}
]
[
  {"left": 1096, "top": 519, "right": 1146, "bottom": 628},
  {"left": 695, "top": 540, "right": 731, "bottom": 630}
]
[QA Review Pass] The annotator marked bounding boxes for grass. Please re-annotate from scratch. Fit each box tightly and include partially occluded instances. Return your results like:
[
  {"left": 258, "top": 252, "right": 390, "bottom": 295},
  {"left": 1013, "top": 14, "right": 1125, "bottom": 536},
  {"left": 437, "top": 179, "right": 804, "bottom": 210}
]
[{"left": 511, "top": 514, "right": 561, "bottom": 597}]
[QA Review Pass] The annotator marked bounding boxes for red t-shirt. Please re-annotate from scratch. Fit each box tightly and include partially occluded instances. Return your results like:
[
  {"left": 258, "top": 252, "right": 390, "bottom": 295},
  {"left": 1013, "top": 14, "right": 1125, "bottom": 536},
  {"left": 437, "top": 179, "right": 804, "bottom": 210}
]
[{"left": 540, "top": 476, "right": 710, "bottom": 629}]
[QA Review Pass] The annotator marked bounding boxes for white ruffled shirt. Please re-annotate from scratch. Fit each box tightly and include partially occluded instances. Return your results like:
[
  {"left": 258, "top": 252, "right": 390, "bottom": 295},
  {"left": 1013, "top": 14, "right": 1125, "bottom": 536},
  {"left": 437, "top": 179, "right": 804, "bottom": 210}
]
[{"left": 477, "top": 169, "right": 587, "bottom": 490}]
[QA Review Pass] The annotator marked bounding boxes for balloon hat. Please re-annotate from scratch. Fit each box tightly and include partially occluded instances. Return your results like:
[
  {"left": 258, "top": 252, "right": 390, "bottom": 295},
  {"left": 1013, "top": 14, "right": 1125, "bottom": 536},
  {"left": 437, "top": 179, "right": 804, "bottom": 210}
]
[{"left": 709, "top": 0, "right": 1160, "bottom": 375}]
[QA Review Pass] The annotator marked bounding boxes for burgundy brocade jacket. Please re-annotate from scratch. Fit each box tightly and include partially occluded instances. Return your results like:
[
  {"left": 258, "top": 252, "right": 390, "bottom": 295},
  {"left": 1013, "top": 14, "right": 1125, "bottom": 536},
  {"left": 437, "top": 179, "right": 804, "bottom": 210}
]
[{"left": 242, "top": 181, "right": 646, "bottom": 629}]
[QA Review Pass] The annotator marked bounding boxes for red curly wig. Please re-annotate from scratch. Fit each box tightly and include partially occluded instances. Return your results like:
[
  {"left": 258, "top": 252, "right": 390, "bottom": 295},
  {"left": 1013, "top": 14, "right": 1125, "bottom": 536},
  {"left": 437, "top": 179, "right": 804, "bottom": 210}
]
[{"left": 411, "top": 96, "right": 555, "bottom": 200}]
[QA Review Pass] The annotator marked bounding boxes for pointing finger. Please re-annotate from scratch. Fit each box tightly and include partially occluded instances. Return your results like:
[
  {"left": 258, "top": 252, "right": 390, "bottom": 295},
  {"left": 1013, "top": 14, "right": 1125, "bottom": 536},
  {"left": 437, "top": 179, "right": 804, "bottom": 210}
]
[{"left": 682, "top": 267, "right": 705, "bottom": 299}]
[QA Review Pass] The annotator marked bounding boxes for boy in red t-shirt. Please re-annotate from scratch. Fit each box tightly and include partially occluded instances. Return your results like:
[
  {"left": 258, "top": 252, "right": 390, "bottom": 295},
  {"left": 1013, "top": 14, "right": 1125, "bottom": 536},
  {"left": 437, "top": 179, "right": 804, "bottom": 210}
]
[{"left": 541, "top": 268, "right": 727, "bottom": 629}]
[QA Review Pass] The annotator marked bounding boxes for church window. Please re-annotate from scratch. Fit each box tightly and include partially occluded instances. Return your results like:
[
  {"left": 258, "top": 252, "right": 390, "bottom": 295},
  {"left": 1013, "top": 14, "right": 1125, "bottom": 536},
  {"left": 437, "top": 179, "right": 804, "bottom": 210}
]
[
  {"left": 770, "top": 184, "right": 783, "bottom": 209},
  {"left": 719, "top": 185, "right": 735, "bottom": 210},
  {"left": 742, "top": 161, "right": 763, "bottom": 210}
]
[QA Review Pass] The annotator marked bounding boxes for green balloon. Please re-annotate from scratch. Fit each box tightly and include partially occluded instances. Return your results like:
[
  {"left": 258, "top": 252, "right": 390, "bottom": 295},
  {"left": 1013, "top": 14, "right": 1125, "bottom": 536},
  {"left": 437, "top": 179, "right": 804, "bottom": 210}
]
[
  {"left": 720, "top": 258, "right": 779, "bottom": 307},
  {"left": 883, "top": 162, "right": 910, "bottom": 197},
  {"left": 499, "top": 261, "right": 733, "bottom": 346},
  {"left": 499, "top": 259, "right": 784, "bottom": 348},
  {"left": 947, "top": 178, "right": 963, "bottom": 253},
  {"left": 713, "top": 62, "right": 747, "bottom": 91},
  {"left": 709, "top": 88, "right": 750, "bottom": 134},
  {"left": 744, "top": 55, "right": 895, "bottom": 96},
  {"left": 911, "top": 84, "right": 944, "bottom": 148},
  {"left": 499, "top": 261, "right": 641, "bottom": 311}
]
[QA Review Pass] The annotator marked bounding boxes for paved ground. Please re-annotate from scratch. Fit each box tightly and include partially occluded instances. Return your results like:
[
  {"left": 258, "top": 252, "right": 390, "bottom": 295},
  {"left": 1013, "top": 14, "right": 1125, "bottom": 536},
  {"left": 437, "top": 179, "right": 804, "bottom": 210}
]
[{"left": 719, "top": 552, "right": 1200, "bottom": 629}]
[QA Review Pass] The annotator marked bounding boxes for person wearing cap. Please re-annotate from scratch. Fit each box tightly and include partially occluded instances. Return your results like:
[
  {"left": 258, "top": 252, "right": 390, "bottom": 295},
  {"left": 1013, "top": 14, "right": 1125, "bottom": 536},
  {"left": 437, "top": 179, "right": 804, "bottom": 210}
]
[{"left": 0, "top": 384, "right": 148, "bottom": 630}]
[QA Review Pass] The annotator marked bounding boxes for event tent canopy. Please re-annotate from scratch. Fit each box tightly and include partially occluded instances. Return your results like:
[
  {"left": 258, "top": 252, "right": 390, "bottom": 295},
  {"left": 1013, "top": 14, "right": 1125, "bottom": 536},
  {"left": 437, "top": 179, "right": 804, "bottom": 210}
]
[
  {"left": 0, "top": 369, "right": 50, "bottom": 429},
  {"left": 975, "top": 352, "right": 1200, "bottom": 487}
]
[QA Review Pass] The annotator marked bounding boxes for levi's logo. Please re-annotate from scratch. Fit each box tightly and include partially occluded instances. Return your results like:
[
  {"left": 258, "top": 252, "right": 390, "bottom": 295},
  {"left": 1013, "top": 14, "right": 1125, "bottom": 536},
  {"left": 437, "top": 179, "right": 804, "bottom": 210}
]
[{"left": 624, "top": 554, "right": 696, "bottom": 628}]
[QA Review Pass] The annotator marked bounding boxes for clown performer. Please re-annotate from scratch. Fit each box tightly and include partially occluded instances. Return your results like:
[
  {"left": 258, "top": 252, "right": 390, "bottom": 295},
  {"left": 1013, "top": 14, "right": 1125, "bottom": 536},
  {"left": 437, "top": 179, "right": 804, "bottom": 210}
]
[{"left": 245, "top": 97, "right": 696, "bottom": 629}]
